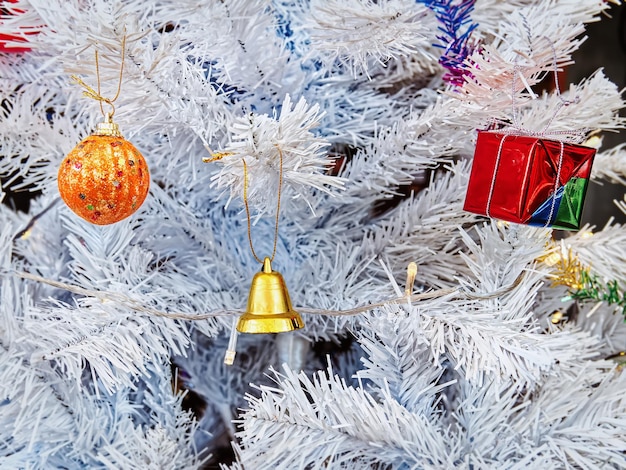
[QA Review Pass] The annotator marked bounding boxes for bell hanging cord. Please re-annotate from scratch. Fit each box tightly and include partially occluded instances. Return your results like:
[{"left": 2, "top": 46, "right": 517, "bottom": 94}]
[{"left": 241, "top": 143, "right": 285, "bottom": 265}]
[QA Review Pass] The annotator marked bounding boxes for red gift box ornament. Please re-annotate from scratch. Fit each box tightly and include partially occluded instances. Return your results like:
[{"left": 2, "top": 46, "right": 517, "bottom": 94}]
[{"left": 463, "top": 131, "right": 596, "bottom": 230}]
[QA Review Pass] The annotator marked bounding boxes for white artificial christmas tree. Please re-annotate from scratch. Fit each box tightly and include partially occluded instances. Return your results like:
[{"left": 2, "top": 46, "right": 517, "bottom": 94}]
[{"left": 1, "top": 0, "right": 626, "bottom": 468}]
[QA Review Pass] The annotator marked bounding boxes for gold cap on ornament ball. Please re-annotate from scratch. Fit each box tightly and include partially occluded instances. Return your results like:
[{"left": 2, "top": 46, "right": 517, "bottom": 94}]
[{"left": 94, "top": 113, "right": 122, "bottom": 137}]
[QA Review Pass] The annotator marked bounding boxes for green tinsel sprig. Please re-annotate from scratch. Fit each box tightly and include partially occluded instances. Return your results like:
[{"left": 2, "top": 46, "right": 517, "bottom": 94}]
[{"left": 569, "top": 269, "right": 626, "bottom": 319}]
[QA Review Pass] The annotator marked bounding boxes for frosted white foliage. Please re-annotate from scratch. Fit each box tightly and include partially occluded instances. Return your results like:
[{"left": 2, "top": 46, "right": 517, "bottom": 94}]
[
  {"left": 308, "top": 81, "right": 408, "bottom": 146},
  {"left": 459, "top": 1, "right": 603, "bottom": 117},
  {"left": 93, "top": 364, "right": 209, "bottom": 469},
  {"left": 2, "top": 0, "right": 626, "bottom": 467},
  {"left": 0, "top": 0, "right": 43, "bottom": 47},
  {"left": 446, "top": 362, "right": 626, "bottom": 469},
  {"left": 356, "top": 161, "right": 478, "bottom": 288},
  {"left": 0, "top": 347, "right": 205, "bottom": 467},
  {"left": 394, "top": 223, "right": 573, "bottom": 384},
  {"left": 237, "top": 359, "right": 626, "bottom": 468},
  {"left": 593, "top": 142, "right": 626, "bottom": 184},
  {"left": 95, "top": 403, "right": 206, "bottom": 469},
  {"left": 357, "top": 310, "right": 452, "bottom": 414},
  {"left": 566, "top": 221, "right": 626, "bottom": 281},
  {"left": 307, "top": 0, "right": 435, "bottom": 77},
  {"left": 336, "top": 98, "right": 473, "bottom": 206},
  {"left": 22, "top": 300, "right": 191, "bottom": 394},
  {"left": 570, "top": 300, "right": 626, "bottom": 356},
  {"left": 501, "top": 70, "right": 625, "bottom": 141},
  {"left": 212, "top": 94, "right": 344, "bottom": 214},
  {"left": 236, "top": 364, "right": 454, "bottom": 469},
  {"left": 472, "top": 0, "right": 610, "bottom": 38},
  {"left": 0, "top": 84, "right": 83, "bottom": 195}
]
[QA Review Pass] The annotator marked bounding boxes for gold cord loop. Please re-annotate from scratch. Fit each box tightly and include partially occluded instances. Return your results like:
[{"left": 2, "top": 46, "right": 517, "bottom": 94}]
[
  {"left": 71, "top": 35, "right": 126, "bottom": 119},
  {"left": 242, "top": 146, "right": 284, "bottom": 264}
]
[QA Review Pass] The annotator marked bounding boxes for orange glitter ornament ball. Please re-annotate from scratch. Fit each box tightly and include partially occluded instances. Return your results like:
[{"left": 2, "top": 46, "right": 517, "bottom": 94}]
[{"left": 58, "top": 115, "right": 150, "bottom": 225}]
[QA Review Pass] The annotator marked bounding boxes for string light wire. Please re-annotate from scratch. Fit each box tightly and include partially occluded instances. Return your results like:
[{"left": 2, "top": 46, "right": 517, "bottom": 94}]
[{"left": 6, "top": 268, "right": 527, "bottom": 321}]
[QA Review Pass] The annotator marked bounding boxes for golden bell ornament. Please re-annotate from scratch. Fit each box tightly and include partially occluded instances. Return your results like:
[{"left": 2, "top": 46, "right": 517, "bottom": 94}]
[{"left": 236, "top": 257, "right": 304, "bottom": 334}]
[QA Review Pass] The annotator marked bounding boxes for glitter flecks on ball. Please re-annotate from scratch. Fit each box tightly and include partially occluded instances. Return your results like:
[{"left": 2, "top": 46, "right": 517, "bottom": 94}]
[{"left": 58, "top": 114, "right": 150, "bottom": 225}]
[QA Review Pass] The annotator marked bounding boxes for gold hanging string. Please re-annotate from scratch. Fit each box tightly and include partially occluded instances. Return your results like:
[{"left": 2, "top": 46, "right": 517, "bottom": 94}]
[
  {"left": 242, "top": 145, "right": 284, "bottom": 264},
  {"left": 71, "top": 35, "right": 126, "bottom": 119}
]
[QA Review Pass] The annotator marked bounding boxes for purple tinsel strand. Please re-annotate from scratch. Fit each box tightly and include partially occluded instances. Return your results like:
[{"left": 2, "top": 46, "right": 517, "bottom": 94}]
[{"left": 417, "top": 0, "right": 478, "bottom": 86}]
